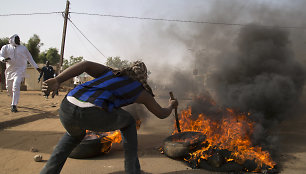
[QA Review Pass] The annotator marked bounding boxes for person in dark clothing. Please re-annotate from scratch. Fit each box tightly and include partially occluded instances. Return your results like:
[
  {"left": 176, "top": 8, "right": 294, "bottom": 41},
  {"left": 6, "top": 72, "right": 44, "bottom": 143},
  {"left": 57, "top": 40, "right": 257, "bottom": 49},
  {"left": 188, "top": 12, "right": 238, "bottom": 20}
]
[
  {"left": 40, "top": 60, "right": 178, "bottom": 174},
  {"left": 38, "top": 61, "right": 54, "bottom": 98}
]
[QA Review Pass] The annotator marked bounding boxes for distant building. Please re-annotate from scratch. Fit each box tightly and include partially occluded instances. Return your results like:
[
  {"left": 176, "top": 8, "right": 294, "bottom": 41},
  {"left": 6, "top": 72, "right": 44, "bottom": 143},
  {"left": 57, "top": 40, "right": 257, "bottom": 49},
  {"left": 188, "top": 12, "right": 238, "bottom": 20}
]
[{"left": 24, "top": 64, "right": 57, "bottom": 91}]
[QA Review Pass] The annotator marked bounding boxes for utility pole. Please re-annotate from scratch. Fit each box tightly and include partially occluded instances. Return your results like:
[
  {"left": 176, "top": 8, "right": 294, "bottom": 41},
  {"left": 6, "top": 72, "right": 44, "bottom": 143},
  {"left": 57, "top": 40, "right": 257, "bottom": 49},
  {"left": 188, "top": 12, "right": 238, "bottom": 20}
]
[{"left": 59, "top": 0, "right": 70, "bottom": 73}]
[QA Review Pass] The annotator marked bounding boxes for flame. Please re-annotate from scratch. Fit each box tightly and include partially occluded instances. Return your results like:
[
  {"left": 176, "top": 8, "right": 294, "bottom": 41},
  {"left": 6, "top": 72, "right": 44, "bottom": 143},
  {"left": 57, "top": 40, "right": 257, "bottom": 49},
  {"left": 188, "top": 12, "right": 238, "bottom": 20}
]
[
  {"left": 136, "top": 119, "right": 141, "bottom": 130},
  {"left": 84, "top": 119, "right": 142, "bottom": 146},
  {"left": 103, "top": 130, "right": 122, "bottom": 144},
  {"left": 174, "top": 106, "right": 276, "bottom": 171}
]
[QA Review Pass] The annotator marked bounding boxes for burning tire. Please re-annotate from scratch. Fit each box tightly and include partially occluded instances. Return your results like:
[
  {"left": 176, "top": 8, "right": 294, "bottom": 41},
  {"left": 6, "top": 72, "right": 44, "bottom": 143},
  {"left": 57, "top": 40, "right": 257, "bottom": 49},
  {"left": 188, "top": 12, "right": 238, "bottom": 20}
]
[
  {"left": 163, "top": 131, "right": 207, "bottom": 159},
  {"left": 198, "top": 160, "right": 243, "bottom": 172},
  {"left": 69, "top": 133, "right": 113, "bottom": 159}
]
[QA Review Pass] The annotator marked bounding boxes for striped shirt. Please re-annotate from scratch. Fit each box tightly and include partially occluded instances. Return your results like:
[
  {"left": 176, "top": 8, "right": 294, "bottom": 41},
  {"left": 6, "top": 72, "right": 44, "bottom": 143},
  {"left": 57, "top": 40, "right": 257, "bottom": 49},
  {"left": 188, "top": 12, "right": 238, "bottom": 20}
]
[{"left": 67, "top": 70, "right": 144, "bottom": 111}]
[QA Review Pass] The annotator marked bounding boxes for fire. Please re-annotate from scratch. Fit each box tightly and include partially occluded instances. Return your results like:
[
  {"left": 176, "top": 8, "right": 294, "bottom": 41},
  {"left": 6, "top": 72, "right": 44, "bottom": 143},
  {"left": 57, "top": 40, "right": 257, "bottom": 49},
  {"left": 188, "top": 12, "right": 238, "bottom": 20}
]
[
  {"left": 85, "top": 119, "right": 142, "bottom": 146},
  {"left": 103, "top": 130, "right": 122, "bottom": 144},
  {"left": 174, "top": 106, "right": 276, "bottom": 171}
]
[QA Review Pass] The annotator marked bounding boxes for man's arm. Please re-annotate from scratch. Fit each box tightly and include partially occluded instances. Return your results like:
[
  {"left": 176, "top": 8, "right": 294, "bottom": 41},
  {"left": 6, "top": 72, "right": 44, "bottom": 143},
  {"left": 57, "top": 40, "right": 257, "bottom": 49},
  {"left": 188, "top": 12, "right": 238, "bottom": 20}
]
[
  {"left": 0, "top": 45, "right": 7, "bottom": 62},
  {"left": 24, "top": 47, "right": 40, "bottom": 72},
  {"left": 55, "top": 61, "right": 109, "bottom": 84},
  {"left": 135, "top": 90, "right": 178, "bottom": 119},
  {"left": 42, "top": 61, "right": 109, "bottom": 95},
  {"left": 38, "top": 67, "right": 44, "bottom": 82}
]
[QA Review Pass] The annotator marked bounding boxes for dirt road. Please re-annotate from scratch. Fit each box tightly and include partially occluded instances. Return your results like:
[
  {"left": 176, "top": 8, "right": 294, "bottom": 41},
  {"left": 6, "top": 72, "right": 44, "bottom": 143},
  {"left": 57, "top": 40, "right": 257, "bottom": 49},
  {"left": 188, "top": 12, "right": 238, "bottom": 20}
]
[{"left": 0, "top": 91, "right": 305, "bottom": 174}]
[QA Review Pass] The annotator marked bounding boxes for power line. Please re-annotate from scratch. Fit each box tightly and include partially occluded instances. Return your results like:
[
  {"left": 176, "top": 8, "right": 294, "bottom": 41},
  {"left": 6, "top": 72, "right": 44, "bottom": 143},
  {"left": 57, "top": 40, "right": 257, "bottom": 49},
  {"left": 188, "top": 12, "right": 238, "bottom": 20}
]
[
  {"left": 70, "top": 12, "right": 306, "bottom": 30},
  {"left": 69, "top": 17, "right": 98, "bottom": 59},
  {"left": 0, "top": 12, "right": 62, "bottom": 16},
  {"left": 0, "top": 11, "right": 305, "bottom": 30},
  {"left": 68, "top": 18, "right": 107, "bottom": 58}
]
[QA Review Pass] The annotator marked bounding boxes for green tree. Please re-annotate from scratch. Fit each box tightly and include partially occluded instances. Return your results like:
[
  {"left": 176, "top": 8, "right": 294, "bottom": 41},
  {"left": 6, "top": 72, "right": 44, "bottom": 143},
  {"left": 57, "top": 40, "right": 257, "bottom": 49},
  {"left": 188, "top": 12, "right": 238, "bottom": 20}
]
[
  {"left": 46, "top": 48, "right": 60, "bottom": 65},
  {"left": 105, "top": 57, "right": 151, "bottom": 76},
  {"left": 26, "top": 34, "right": 43, "bottom": 63},
  {"left": 39, "top": 48, "right": 60, "bottom": 65},
  {"left": 0, "top": 37, "right": 9, "bottom": 49},
  {"left": 38, "top": 52, "right": 47, "bottom": 64},
  {"left": 106, "top": 57, "right": 130, "bottom": 69},
  {"left": 62, "top": 56, "right": 84, "bottom": 70}
]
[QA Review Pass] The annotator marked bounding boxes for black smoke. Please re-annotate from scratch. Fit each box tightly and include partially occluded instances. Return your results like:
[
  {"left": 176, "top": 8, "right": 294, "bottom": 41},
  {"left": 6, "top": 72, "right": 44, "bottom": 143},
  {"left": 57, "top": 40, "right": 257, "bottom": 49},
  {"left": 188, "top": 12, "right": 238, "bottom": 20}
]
[
  {"left": 208, "top": 25, "right": 305, "bottom": 122},
  {"left": 138, "top": 0, "right": 306, "bottom": 169}
]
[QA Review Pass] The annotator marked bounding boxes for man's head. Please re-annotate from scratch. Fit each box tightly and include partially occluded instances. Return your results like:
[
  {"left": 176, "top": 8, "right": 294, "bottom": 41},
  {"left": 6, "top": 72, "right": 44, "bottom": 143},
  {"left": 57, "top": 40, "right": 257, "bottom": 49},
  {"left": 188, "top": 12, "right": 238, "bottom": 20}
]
[
  {"left": 15, "top": 36, "right": 20, "bottom": 45},
  {"left": 130, "top": 61, "right": 148, "bottom": 81},
  {"left": 9, "top": 34, "right": 20, "bottom": 46},
  {"left": 114, "top": 60, "right": 154, "bottom": 96},
  {"left": 129, "top": 60, "right": 154, "bottom": 96},
  {"left": 45, "top": 61, "right": 50, "bottom": 66}
]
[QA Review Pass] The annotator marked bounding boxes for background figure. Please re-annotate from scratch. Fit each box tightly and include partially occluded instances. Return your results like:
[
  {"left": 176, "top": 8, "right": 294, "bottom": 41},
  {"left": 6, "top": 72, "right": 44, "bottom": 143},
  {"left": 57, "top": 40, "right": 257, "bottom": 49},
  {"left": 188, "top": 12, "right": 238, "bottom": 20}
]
[
  {"left": 38, "top": 61, "right": 54, "bottom": 98},
  {"left": 73, "top": 75, "right": 81, "bottom": 88},
  {"left": 0, "top": 34, "right": 41, "bottom": 112}
]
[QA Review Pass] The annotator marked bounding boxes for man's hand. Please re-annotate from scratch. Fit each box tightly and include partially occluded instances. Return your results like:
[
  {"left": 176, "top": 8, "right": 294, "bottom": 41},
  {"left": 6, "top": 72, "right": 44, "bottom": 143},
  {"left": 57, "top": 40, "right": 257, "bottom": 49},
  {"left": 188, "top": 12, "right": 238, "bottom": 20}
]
[
  {"left": 169, "top": 98, "right": 179, "bottom": 109},
  {"left": 36, "top": 68, "right": 42, "bottom": 73},
  {"left": 2, "top": 57, "right": 11, "bottom": 63},
  {"left": 42, "top": 78, "right": 60, "bottom": 98}
]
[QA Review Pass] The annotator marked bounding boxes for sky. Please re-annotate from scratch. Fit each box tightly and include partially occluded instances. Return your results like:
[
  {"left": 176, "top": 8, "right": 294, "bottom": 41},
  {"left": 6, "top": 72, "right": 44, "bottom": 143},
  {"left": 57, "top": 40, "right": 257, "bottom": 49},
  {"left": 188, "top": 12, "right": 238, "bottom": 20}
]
[
  {"left": 1, "top": 0, "right": 306, "bottom": 80},
  {"left": 1, "top": 0, "right": 208, "bottom": 65}
]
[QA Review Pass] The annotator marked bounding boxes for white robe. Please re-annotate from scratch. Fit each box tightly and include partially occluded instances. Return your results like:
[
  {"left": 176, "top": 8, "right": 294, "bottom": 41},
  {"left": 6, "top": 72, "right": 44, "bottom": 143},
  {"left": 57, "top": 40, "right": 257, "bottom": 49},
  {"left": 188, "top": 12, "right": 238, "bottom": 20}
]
[
  {"left": 0, "top": 35, "right": 39, "bottom": 105},
  {"left": 0, "top": 43, "right": 39, "bottom": 80}
]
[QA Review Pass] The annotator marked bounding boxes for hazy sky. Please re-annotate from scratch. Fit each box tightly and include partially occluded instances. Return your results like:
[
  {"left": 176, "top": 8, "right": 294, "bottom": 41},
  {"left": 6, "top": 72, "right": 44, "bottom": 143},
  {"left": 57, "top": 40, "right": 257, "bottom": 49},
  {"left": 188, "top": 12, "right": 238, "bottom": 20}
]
[
  {"left": 1, "top": 0, "right": 305, "bottom": 75},
  {"left": 1, "top": 0, "right": 208, "bottom": 65}
]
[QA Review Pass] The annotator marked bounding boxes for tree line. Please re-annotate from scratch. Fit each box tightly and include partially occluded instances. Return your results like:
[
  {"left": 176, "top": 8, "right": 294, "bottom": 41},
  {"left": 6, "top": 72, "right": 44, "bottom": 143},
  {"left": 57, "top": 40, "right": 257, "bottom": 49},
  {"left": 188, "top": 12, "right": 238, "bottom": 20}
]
[
  {"left": 0, "top": 34, "right": 147, "bottom": 90},
  {"left": 0, "top": 34, "right": 84, "bottom": 69},
  {"left": 0, "top": 34, "right": 142, "bottom": 71}
]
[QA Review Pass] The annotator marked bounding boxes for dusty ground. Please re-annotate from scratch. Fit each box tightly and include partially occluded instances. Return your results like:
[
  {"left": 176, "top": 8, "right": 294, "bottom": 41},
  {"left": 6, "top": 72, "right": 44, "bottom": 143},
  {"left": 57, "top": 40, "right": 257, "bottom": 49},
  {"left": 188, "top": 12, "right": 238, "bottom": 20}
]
[{"left": 0, "top": 90, "right": 305, "bottom": 174}]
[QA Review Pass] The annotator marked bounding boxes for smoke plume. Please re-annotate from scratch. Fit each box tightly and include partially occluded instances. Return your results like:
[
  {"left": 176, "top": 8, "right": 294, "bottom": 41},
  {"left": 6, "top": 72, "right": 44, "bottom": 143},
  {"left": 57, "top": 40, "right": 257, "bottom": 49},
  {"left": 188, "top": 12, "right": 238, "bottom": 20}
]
[
  {"left": 141, "top": 1, "right": 306, "bottom": 153},
  {"left": 143, "top": 1, "right": 306, "bottom": 122},
  {"left": 208, "top": 25, "right": 305, "bottom": 121}
]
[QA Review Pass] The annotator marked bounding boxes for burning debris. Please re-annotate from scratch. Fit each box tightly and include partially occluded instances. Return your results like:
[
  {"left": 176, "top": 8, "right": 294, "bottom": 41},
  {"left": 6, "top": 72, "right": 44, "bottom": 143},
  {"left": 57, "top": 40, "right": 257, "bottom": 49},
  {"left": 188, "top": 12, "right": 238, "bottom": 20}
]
[
  {"left": 163, "top": 131, "right": 207, "bottom": 159},
  {"left": 69, "top": 131, "right": 115, "bottom": 159},
  {"left": 69, "top": 120, "right": 141, "bottom": 159},
  {"left": 160, "top": 23, "right": 305, "bottom": 173},
  {"left": 163, "top": 97, "right": 277, "bottom": 173},
  {"left": 68, "top": 104, "right": 145, "bottom": 159},
  {"left": 183, "top": 107, "right": 276, "bottom": 172}
]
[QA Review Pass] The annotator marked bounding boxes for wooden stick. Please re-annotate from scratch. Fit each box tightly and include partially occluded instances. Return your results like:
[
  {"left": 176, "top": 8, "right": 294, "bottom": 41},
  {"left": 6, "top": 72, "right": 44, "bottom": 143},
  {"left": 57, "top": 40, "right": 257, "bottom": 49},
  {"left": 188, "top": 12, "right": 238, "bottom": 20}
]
[{"left": 169, "top": 91, "right": 181, "bottom": 133}]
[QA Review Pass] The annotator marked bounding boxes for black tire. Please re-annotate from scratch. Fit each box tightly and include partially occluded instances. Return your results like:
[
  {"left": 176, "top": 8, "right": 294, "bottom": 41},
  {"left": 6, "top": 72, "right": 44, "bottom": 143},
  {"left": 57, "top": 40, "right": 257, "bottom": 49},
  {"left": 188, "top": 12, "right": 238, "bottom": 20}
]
[
  {"left": 163, "top": 131, "right": 206, "bottom": 159},
  {"left": 69, "top": 137, "right": 112, "bottom": 159}
]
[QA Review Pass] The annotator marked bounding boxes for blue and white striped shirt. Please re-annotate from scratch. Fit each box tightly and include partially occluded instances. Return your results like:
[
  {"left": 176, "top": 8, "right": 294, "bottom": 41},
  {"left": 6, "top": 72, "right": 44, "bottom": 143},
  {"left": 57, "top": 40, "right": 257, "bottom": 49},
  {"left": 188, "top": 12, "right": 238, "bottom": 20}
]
[{"left": 67, "top": 70, "right": 144, "bottom": 111}]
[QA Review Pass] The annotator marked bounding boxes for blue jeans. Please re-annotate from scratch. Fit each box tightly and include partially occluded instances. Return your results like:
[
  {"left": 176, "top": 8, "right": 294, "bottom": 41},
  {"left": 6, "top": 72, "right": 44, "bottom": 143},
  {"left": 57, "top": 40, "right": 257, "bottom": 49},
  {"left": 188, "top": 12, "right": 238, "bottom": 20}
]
[{"left": 40, "top": 96, "right": 140, "bottom": 174}]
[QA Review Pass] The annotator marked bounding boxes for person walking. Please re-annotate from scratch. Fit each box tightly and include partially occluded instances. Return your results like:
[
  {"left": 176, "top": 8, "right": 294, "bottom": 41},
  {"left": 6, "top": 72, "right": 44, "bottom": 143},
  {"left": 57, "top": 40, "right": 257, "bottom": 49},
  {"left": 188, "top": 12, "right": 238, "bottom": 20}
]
[
  {"left": 38, "top": 61, "right": 54, "bottom": 98},
  {"left": 0, "top": 34, "right": 41, "bottom": 112},
  {"left": 40, "top": 60, "right": 178, "bottom": 174}
]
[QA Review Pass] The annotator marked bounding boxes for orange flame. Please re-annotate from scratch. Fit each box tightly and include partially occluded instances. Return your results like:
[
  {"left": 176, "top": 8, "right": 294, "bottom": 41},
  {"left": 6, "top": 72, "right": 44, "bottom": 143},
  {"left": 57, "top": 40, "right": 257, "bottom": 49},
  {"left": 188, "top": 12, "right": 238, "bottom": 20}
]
[
  {"left": 85, "top": 119, "right": 142, "bottom": 145},
  {"left": 103, "top": 130, "right": 122, "bottom": 144},
  {"left": 174, "top": 106, "right": 276, "bottom": 171}
]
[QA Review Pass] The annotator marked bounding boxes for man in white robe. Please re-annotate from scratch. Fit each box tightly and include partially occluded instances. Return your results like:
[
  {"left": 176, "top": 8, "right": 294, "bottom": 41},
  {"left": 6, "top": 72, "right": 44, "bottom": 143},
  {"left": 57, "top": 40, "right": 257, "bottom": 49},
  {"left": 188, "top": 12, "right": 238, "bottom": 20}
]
[{"left": 0, "top": 34, "right": 41, "bottom": 112}]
